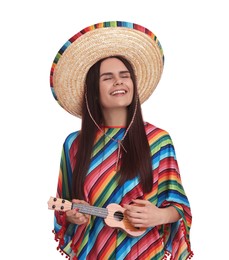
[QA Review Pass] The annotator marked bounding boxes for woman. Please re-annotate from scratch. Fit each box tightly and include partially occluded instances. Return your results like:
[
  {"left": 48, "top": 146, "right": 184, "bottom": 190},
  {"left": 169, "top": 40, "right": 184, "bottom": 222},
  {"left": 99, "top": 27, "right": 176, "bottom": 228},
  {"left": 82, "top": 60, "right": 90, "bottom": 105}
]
[{"left": 50, "top": 21, "right": 193, "bottom": 260}]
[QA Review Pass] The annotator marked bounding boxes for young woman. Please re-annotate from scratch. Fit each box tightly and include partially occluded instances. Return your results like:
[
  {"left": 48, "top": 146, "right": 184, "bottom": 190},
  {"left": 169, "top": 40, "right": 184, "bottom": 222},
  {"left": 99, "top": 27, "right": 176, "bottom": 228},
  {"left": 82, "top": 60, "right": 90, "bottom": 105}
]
[{"left": 50, "top": 21, "right": 193, "bottom": 260}]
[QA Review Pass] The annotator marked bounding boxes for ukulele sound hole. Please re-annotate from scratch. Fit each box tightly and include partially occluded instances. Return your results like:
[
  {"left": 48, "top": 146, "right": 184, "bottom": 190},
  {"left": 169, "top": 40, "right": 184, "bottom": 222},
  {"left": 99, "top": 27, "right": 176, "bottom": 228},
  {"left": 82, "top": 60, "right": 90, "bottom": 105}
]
[{"left": 114, "top": 211, "right": 124, "bottom": 221}]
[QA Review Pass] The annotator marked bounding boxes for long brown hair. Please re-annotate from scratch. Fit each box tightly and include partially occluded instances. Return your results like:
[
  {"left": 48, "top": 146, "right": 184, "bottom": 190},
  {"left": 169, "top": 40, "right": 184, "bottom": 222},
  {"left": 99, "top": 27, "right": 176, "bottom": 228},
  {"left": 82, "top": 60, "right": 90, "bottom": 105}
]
[{"left": 72, "top": 56, "right": 152, "bottom": 199}]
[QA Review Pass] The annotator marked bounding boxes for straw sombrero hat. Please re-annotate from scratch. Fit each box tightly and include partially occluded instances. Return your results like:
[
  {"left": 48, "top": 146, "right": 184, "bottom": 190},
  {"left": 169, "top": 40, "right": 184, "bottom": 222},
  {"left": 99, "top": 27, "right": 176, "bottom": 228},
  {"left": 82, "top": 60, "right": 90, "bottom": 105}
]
[{"left": 50, "top": 21, "right": 164, "bottom": 118}]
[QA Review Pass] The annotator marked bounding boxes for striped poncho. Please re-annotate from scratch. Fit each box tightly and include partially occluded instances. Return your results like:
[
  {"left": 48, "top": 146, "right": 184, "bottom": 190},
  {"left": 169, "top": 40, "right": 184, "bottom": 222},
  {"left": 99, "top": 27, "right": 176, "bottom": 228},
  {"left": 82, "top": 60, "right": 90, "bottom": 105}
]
[{"left": 53, "top": 122, "right": 193, "bottom": 259}]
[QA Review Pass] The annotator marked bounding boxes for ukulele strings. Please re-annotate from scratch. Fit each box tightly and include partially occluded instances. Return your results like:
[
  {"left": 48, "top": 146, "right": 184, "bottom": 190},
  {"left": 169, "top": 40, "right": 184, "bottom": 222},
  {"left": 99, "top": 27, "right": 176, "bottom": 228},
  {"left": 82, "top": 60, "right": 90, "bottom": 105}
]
[
  {"left": 79, "top": 209, "right": 140, "bottom": 225},
  {"left": 84, "top": 213, "right": 137, "bottom": 226},
  {"left": 53, "top": 207, "right": 138, "bottom": 225}
]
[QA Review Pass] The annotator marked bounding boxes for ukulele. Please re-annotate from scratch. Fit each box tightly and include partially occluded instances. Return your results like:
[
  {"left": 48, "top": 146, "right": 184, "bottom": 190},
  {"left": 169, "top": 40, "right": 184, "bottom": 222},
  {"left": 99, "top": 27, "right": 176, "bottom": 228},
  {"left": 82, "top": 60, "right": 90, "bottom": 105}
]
[{"left": 48, "top": 196, "right": 146, "bottom": 237}]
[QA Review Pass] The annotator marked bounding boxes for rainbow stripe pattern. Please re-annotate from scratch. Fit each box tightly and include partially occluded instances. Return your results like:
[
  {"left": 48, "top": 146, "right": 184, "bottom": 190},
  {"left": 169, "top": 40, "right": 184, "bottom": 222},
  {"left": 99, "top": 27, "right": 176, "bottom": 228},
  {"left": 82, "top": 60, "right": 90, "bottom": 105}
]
[{"left": 53, "top": 123, "right": 193, "bottom": 259}]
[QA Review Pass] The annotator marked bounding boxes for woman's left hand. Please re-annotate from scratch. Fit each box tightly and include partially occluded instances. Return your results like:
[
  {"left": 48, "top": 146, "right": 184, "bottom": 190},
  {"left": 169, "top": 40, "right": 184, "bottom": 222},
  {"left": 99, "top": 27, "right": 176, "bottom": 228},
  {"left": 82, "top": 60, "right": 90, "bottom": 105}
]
[{"left": 123, "top": 199, "right": 176, "bottom": 228}]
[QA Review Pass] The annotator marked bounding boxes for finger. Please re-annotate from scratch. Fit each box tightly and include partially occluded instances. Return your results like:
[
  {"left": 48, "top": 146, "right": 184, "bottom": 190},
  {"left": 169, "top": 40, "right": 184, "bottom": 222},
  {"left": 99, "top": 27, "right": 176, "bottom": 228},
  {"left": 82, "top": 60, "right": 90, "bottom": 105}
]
[
  {"left": 128, "top": 213, "right": 142, "bottom": 221},
  {"left": 125, "top": 209, "right": 142, "bottom": 219},
  {"left": 66, "top": 209, "right": 76, "bottom": 217},
  {"left": 127, "top": 204, "right": 146, "bottom": 215},
  {"left": 75, "top": 212, "right": 86, "bottom": 219},
  {"left": 128, "top": 215, "right": 145, "bottom": 227},
  {"left": 132, "top": 222, "right": 145, "bottom": 228},
  {"left": 78, "top": 214, "right": 90, "bottom": 224},
  {"left": 124, "top": 204, "right": 140, "bottom": 212},
  {"left": 132, "top": 199, "right": 149, "bottom": 206}
]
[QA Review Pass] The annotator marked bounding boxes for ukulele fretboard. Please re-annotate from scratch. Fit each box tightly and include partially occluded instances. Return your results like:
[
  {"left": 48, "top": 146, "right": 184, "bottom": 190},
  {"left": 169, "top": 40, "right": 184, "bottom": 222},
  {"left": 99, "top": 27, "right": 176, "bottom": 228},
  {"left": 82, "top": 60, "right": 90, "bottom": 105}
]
[{"left": 73, "top": 203, "right": 108, "bottom": 218}]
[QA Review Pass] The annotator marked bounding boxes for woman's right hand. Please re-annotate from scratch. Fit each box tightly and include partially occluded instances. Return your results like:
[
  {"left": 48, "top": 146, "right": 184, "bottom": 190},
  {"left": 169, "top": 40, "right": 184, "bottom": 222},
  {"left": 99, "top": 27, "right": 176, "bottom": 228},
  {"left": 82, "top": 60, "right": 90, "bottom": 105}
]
[{"left": 66, "top": 199, "right": 90, "bottom": 225}]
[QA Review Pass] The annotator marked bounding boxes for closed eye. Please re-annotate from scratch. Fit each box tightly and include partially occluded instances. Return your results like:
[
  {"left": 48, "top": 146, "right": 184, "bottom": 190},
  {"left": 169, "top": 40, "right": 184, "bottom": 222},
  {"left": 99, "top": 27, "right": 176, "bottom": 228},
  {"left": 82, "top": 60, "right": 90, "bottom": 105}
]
[
  {"left": 120, "top": 72, "right": 130, "bottom": 78},
  {"left": 100, "top": 73, "right": 113, "bottom": 81},
  {"left": 103, "top": 77, "right": 113, "bottom": 81}
]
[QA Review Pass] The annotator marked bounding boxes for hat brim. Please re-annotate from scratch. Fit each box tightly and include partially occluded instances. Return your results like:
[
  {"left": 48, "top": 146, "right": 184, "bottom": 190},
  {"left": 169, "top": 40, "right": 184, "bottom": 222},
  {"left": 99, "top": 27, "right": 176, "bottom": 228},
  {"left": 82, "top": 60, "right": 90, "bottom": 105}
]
[{"left": 50, "top": 21, "right": 164, "bottom": 117}]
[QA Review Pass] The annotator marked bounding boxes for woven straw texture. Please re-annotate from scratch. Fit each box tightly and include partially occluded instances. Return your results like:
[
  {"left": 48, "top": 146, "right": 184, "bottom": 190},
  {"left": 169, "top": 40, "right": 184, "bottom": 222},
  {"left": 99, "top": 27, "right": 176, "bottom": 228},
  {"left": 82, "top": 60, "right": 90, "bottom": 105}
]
[{"left": 50, "top": 21, "right": 164, "bottom": 117}]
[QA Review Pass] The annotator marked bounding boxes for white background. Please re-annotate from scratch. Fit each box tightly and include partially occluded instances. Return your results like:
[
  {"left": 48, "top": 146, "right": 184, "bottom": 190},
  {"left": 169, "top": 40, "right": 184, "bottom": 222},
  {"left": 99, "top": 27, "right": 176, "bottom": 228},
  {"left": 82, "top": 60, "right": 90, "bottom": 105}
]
[{"left": 1, "top": 0, "right": 228, "bottom": 259}]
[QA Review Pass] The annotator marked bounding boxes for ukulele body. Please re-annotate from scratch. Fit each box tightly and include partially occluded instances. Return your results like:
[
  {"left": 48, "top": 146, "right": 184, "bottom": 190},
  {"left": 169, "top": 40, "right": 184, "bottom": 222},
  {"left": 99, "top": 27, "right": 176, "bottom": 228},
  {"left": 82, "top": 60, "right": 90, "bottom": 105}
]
[{"left": 105, "top": 203, "right": 146, "bottom": 237}]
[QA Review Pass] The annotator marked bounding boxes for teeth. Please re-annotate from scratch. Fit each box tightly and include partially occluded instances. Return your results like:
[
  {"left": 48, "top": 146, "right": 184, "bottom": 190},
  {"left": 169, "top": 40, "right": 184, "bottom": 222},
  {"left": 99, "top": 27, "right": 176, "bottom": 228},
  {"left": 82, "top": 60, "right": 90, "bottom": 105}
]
[{"left": 111, "top": 90, "right": 126, "bottom": 95}]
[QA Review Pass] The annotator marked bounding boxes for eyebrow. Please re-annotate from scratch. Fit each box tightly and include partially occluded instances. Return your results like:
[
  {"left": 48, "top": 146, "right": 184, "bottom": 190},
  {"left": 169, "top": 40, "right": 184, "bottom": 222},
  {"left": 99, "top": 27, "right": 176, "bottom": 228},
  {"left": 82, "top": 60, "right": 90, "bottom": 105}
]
[{"left": 100, "top": 70, "right": 130, "bottom": 77}]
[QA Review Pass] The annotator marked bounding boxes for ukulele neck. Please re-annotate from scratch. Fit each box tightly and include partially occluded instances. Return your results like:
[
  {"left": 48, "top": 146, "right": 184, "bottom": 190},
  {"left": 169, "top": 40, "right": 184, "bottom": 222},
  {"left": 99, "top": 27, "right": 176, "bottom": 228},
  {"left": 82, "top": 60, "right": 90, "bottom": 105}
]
[{"left": 73, "top": 203, "right": 108, "bottom": 218}]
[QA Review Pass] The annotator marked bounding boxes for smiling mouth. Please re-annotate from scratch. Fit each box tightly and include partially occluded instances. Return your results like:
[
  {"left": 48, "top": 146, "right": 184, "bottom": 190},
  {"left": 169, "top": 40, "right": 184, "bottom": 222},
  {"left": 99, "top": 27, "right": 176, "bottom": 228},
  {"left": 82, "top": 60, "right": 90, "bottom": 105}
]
[{"left": 110, "top": 90, "right": 127, "bottom": 96}]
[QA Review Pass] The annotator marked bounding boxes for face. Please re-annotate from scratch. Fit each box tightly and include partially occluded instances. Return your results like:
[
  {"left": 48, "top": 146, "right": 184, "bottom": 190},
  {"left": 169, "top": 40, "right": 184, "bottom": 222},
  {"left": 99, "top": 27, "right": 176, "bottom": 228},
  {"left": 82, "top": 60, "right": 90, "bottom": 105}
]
[{"left": 99, "top": 57, "right": 134, "bottom": 112}]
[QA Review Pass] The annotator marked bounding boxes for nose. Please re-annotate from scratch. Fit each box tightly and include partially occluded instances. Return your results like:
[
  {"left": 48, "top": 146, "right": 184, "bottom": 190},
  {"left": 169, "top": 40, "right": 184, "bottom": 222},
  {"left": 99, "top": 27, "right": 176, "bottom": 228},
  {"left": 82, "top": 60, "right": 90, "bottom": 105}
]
[{"left": 113, "top": 78, "right": 123, "bottom": 86}]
